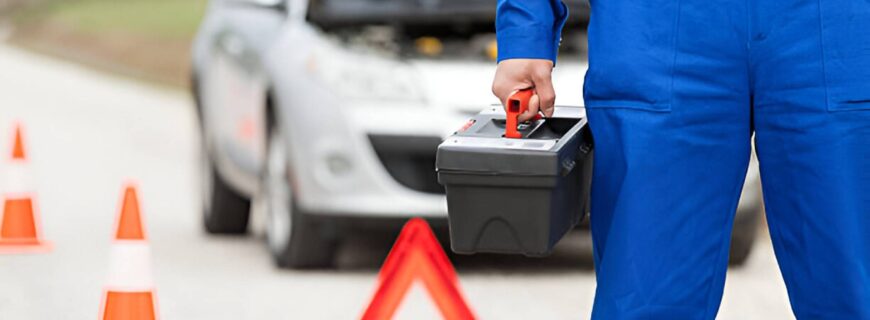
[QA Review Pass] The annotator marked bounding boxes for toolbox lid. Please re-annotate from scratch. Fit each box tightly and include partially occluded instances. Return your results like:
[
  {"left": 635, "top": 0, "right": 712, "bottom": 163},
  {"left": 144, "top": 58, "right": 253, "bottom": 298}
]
[{"left": 436, "top": 106, "right": 589, "bottom": 177}]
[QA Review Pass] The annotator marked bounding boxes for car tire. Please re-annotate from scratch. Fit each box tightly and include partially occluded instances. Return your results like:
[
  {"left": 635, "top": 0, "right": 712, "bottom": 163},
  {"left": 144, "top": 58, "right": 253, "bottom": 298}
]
[
  {"left": 263, "top": 126, "right": 338, "bottom": 269},
  {"left": 201, "top": 145, "right": 251, "bottom": 234},
  {"left": 729, "top": 206, "right": 761, "bottom": 266}
]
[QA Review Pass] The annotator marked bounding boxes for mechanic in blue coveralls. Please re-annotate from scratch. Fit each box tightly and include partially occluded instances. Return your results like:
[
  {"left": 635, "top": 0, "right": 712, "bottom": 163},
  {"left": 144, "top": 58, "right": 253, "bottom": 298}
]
[{"left": 492, "top": 0, "right": 870, "bottom": 318}]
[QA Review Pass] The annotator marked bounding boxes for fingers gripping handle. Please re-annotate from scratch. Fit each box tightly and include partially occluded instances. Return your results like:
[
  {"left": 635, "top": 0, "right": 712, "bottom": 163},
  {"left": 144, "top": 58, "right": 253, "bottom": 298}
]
[{"left": 504, "top": 89, "right": 540, "bottom": 139}]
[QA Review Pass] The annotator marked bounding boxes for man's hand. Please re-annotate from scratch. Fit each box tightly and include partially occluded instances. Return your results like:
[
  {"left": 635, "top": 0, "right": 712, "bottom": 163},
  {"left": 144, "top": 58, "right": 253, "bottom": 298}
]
[{"left": 492, "top": 59, "right": 556, "bottom": 122}]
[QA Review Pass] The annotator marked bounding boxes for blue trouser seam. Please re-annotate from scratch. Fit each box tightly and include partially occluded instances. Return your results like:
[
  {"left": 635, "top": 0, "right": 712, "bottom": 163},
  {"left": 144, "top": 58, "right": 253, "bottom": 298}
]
[
  {"left": 744, "top": 0, "right": 754, "bottom": 97},
  {"left": 762, "top": 189, "right": 803, "bottom": 317},
  {"left": 702, "top": 157, "right": 750, "bottom": 320},
  {"left": 668, "top": 0, "right": 684, "bottom": 110},
  {"left": 815, "top": 0, "right": 831, "bottom": 111}
]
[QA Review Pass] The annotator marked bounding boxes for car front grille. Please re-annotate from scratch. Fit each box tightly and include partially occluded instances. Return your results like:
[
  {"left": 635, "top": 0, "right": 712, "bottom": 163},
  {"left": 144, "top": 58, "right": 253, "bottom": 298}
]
[{"left": 368, "top": 134, "right": 444, "bottom": 194}]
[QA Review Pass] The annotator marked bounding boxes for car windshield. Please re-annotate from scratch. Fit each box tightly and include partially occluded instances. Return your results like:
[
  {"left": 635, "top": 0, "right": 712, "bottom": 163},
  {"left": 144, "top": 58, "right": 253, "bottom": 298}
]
[{"left": 307, "top": 0, "right": 588, "bottom": 60}]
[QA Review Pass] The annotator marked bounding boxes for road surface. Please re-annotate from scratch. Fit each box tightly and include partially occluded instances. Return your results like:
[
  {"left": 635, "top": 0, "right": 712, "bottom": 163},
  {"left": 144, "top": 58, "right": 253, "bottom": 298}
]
[{"left": 0, "top": 44, "right": 793, "bottom": 319}]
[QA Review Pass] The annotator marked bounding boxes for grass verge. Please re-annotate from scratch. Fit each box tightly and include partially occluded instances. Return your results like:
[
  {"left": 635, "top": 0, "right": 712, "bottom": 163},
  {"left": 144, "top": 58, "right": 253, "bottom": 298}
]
[{"left": 8, "top": 0, "right": 208, "bottom": 88}]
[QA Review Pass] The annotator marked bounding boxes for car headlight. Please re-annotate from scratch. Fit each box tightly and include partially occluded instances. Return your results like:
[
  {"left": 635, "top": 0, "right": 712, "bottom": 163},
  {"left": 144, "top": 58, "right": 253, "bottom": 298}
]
[{"left": 307, "top": 49, "right": 425, "bottom": 103}]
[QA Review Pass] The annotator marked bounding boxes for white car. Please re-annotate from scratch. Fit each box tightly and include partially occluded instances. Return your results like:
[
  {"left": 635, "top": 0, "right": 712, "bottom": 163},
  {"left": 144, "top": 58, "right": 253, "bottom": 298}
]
[{"left": 191, "top": 0, "right": 762, "bottom": 269}]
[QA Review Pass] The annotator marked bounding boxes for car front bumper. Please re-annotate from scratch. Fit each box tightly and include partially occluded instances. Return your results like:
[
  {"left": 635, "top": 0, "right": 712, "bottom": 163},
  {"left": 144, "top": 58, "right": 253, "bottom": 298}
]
[{"left": 291, "top": 102, "right": 474, "bottom": 218}]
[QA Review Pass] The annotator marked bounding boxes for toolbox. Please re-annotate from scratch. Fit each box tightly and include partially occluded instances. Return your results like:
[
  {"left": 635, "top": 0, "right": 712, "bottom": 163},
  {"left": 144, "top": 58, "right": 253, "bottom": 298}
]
[{"left": 436, "top": 90, "right": 593, "bottom": 257}]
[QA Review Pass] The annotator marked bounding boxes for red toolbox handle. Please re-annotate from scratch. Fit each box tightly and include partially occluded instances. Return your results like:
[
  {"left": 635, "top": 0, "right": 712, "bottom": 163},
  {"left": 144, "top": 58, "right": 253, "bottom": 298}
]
[{"left": 504, "top": 89, "right": 541, "bottom": 139}]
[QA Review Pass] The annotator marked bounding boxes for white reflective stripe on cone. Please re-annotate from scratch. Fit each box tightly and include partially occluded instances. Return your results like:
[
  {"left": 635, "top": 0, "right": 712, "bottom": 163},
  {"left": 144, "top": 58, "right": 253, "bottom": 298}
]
[
  {"left": 3, "top": 159, "right": 34, "bottom": 196},
  {"left": 105, "top": 241, "right": 154, "bottom": 291}
]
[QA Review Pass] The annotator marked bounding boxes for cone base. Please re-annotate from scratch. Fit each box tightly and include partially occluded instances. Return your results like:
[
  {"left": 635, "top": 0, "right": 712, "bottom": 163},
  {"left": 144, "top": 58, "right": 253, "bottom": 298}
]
[
  {"left": 0, "top": 240, "right": 52, "bottom": 254},
  {"left": 101, "top": 290, "right": 157, "bottom": 320}
]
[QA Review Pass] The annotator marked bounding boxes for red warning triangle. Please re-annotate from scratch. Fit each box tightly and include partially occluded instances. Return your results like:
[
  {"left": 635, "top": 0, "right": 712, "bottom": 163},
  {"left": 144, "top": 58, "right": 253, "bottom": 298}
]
[{"left": 361, "top": 218, "right": 475, "bottom": 320}]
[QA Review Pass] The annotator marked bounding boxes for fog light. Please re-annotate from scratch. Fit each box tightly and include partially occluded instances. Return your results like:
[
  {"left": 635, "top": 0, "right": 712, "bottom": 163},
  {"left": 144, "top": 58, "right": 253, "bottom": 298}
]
[
  {"left": 325, "top": 153, "right": 353, "bottom": 176},
  {"left": 314, "top": 151, "right": 356, "bottom": 191}
]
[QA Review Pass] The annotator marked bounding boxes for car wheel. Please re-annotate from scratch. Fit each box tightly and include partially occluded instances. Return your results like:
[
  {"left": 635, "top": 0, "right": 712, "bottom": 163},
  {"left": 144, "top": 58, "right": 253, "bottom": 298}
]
[
  {"left": 263, "top": 126, "right": 338, "bottom": 269},
  {"left": 729, "top": 206, "right": 761, "bottom": 266},
  {"left": 201, "top": 143, "right": 251, "bottom": 234}
]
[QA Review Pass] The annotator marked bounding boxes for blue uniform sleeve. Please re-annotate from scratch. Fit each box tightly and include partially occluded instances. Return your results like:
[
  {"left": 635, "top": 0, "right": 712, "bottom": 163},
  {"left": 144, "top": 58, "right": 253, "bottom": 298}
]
[{"left": 496, "top": 0, "right": 569, "bottom": 63}]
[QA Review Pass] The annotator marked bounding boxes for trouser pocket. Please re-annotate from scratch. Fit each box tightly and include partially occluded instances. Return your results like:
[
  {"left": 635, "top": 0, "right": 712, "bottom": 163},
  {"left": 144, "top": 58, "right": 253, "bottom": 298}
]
[
  {"left": 583, "top": 0, "right": 682, "bottom": 112},
  {"left": 819, "top": 0, "right": 870, "bottom": 111}
]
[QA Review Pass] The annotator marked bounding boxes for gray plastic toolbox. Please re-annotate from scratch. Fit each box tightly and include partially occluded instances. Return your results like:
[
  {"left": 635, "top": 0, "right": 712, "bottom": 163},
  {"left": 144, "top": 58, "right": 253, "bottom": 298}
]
[{"left": 436, "top": 96, "right": 593, "bottom": 257}]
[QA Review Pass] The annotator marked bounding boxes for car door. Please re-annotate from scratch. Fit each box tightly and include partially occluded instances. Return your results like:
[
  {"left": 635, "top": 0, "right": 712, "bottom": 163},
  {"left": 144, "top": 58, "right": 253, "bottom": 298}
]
[{"left": 200, "top": 0, "right": 285, "bottom": 194}]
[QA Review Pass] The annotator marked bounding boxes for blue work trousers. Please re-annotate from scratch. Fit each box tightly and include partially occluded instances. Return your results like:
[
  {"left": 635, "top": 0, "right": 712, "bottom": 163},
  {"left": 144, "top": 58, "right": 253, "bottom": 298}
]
[{"left": 583, "top": 0, "right": 870, "bottom": 318}]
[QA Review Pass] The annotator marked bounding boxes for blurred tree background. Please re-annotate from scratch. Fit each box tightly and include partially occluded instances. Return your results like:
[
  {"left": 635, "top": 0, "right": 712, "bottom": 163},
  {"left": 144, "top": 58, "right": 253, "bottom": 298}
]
[{"left": 1, "top": 0, "right": 208, "bottom": 87}]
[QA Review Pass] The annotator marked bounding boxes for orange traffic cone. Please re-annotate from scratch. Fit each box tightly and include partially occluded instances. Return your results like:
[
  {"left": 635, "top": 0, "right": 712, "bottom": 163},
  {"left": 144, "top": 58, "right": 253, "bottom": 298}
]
[
  {"left": 0, "top": 124, "right": 51, "bottom": 254},
  {"left": 100, "top": 184, "right": 158, "bottom": 320},
  {"left": 361, "top": 218, "right": 476, "bottom": 320}
]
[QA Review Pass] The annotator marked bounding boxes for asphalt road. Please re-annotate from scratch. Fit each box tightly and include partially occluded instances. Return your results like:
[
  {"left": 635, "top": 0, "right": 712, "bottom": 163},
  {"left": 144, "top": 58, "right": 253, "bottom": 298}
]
[{"left": 0, "top": 44, "right": 795, "bottom": 319}]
